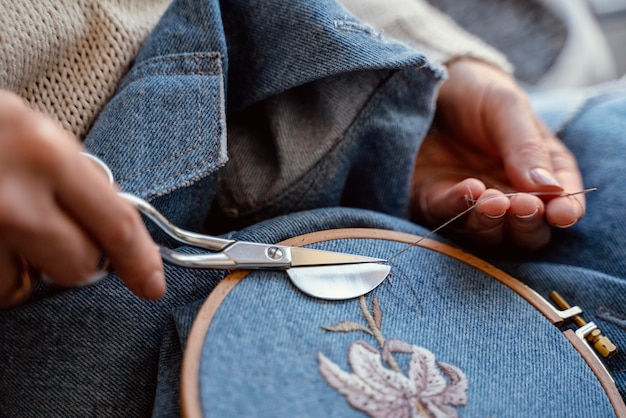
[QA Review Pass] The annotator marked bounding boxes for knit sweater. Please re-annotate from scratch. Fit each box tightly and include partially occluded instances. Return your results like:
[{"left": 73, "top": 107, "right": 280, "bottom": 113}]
[
  {"left": 1, "top": 0, "right": 510, "bottom": 139},
  {"left": 0, "top": 0, "right": 170, "bottom": 138}
]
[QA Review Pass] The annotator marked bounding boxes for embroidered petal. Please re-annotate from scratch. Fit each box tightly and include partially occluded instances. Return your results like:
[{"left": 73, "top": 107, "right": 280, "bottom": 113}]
[
  {"left": 430, "top": 362, "right": 468, "bottom": 406},
  {"left": 406, "top": 344, "right": 447, "bottom": 398},
  {"left": 318, "top": 346, "right": 415, "bottom": 418},
  {"left": 382, "top": 339, "right": 414, "bottom": 360},
  {"left": 348, "top": 341, "right": 416, "bottom": 396},
  {"left": 415, "top": 360, "right": 468, "bottom": 417},
  {"left": 318, "top": 351, "right": 410, "bottom": 417},
  {"left": 421, "top": 402, "right": 460, "bottom": 418},
  {"left": 382, "top": 340, "right": 467, "bottom": 416}
]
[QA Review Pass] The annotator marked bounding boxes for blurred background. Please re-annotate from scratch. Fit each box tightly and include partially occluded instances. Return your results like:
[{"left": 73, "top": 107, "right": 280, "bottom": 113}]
[
  {"left": 429, "top": 0, "right": 626, "bottom": 89},
  {"left": 588, "top": 0, "right": 626, "bottom": 75}
]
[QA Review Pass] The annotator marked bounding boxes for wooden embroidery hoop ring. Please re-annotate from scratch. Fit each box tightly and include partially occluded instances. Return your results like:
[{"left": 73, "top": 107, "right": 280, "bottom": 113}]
[{"left": 180, "top": 228, "right": 626, "bottom": 417}]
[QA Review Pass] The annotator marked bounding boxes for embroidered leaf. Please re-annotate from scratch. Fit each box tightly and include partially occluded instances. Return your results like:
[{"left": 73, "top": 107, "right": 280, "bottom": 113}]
[
  {"left": 321, "top": 321, "right": 373, "bottom": 335},
  {"left": 372, "top": 296, "right": 382, "bottom": 329}
]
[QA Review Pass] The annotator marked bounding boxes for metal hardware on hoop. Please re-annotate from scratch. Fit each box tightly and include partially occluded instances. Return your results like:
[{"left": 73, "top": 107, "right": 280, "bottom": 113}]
[{"left": 549, "top": 291, "right": 618, "bottom": 360}]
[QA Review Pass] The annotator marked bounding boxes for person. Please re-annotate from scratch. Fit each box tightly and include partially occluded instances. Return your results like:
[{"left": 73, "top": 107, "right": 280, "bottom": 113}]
[
  {"left": 0, "top": 0, "right": 624, "bottom": 415},
  {"left": 0, "top": 0, "right": 585, "bottom": 305}
]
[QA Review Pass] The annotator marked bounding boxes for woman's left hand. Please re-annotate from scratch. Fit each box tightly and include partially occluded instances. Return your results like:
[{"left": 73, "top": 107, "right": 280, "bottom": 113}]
[{"left": 412, "top": 59, "right": 585, "bottom": 250}]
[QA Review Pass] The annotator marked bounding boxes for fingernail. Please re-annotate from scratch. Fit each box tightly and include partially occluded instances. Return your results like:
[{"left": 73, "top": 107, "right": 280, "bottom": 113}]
[
  {"left": 41, "top": 271, "right": 109, "bottom": 287},
  {"left": 554, "top": 218, "right": 579, "bottom": 229},
  {"left": 484, "top": 211, "right": 506, "bottom": 220},
  {"left": 40, "top": 274, "right": 54, "bottom": 284},
  {"left": 142, "top": 270, "right": 166, "bottom": 300},
  {"left": 78, "top": 255, "right": 110, "bottom": 287},
  {"left": 530, "top": 168, "right": 561, "bottom": 189},
  {"left": 515, "top": 207, "right": 539, "bottom": 222}
]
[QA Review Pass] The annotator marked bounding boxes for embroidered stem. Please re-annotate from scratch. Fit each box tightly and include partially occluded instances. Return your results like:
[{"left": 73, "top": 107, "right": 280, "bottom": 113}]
[{"left": 358, "top": 296, "right": 401, "bottom": 373}]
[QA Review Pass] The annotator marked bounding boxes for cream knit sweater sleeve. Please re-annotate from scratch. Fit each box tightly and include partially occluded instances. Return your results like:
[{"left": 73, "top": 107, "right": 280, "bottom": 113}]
[
  {"left": 340, "top": 0, "right": 513, "bottom": 73},
  {"left": 0, "top": 0, "right": 170, "bottom": 138}
]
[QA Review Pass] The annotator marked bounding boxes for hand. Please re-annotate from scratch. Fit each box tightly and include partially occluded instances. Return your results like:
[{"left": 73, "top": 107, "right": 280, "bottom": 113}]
[
  {"left": 0, "top": 90, "right": 165, "bottom": 308},
  {"left": 412, "top": 59, "right": 585, "bottom": 250}
]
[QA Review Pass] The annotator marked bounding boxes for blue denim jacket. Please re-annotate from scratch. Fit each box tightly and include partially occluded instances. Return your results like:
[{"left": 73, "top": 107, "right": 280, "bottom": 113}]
[{"left": 84, "top": 0, "right": 443, "bottom": 234}]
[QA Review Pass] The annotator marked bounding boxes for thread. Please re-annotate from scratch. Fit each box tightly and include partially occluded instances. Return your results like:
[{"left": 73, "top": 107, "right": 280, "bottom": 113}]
[{"left": 386, "top": 188, "right": 597, "bottom": 263}]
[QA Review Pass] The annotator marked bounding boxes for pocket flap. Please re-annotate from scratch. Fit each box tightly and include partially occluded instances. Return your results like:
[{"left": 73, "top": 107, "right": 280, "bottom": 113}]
[{"left": 84, "top": 53, "right": 227, "bottom": 199}]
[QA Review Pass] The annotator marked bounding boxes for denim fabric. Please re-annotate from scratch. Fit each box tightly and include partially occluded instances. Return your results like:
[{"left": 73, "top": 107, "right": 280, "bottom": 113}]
[
  {"left": 1, "top": 207, "right": 623, "bottom": 416},
  {"left": 1, "top": 0, "right": 625, "bottom": 416},
  {"left": 195, "top": 233, "right": 614, "bottom": 417},
  {"left": 83, "top": 0, "right": 439, "bottom": 233},
  {"left": 525, "top": 80, "right": 626, "bottom": 279},
  {"left": 215, "top": 66, "right": 440, "bottom": 231}
]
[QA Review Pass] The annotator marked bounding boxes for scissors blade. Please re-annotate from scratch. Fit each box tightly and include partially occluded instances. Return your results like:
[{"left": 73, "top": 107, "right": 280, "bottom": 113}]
[
  {"left": 289, "top": 246, "right": 385, "bottom": 267},
  {"left": 287, "top": 263, "right": 391, "bottom": 300}
]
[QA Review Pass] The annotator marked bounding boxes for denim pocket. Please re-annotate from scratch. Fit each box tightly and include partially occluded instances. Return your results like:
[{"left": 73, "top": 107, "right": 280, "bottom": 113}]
[{"left": 85, "top": 52, "right": 227, "bottom": 199}]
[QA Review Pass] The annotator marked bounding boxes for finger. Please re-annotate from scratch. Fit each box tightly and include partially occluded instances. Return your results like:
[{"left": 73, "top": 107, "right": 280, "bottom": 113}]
[
  {"left": 546, "top": 196, "right": 585, "bottom": 228},
  {"left": 0, "top": 251, "right": 33, "bottom": 309},
  {"left": 506, "top": 194, "right": 551, "bottom": 250},
  {"left": 417, "top": 177, "right": 486, "bottom": 224},
  {"left": 53, "top": 154, "right": 165, "bottom": 299},
  {"left": 463, "top": 189, "right": 510, "bottom": 245},
  {"left": 539, "top": 127, "right": 586, "bottom": 228},
  {"left": 484, "top": 89, "right": 563, "bottom": 193},
  {"left": 0, "top": 181, "right": 102, "bottom": 286}
]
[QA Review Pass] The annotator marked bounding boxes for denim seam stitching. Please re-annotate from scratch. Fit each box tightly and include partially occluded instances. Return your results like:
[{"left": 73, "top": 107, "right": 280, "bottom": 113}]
[
  {"left": 123, "top": 53, "right": 222, "bottom": 85},
  {"left": 133, "top": 53, "right": 221, "bottom": 70},
  {"left": 116, "top": 58, "right": 225, "bottom": 189}
]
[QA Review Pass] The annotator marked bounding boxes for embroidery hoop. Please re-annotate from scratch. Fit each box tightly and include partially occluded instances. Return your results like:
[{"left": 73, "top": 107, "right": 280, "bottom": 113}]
[{"left": 180, "top": 228, "right": 626, "bottom": 417}]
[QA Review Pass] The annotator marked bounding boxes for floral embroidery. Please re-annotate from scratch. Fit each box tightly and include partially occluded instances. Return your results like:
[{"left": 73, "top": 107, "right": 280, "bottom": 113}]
[{"left": 318, "top": 296, "right": 468, "bottom": 417}]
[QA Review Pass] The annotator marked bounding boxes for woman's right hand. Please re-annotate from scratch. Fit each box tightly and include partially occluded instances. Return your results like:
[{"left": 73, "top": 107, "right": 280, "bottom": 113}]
[{"left": 0, "top": 90, "right": 165, "bottom": 308}]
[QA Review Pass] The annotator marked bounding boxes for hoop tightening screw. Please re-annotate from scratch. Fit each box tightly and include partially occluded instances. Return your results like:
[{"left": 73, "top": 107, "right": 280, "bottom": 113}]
[{"left": 549, "top": 291, "right": 618, "bottom": 360}]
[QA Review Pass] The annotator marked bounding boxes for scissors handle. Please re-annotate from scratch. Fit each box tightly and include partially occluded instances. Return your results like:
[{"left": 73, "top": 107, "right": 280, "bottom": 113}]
[
  {"left": 118, "top": 193, "right": 235, "bottom": 252},
  {"left": 157, "top": 241, "right": 293, "bottom": 270}
]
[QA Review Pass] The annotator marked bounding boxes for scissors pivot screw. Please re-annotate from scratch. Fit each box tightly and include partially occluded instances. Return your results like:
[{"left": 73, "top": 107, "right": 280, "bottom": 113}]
[{"left": 266, "top": 247, "right": 285, "bottom": 260}]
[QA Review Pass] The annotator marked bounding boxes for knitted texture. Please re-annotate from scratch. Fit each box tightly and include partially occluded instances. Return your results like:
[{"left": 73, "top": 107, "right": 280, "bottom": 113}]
[{"left": 0, "top": 0, "right": 170, "bottom": 138}]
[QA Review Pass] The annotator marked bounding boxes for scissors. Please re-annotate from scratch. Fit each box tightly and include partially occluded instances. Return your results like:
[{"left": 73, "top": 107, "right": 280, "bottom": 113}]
[{"left": 83, "top": 153, "right": 391, "bottom": 300}]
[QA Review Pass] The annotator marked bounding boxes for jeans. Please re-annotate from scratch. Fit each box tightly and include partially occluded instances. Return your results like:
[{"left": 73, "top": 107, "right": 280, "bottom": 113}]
[{"left": 2, "top": 204, "right": 623, "bottom": 417}]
